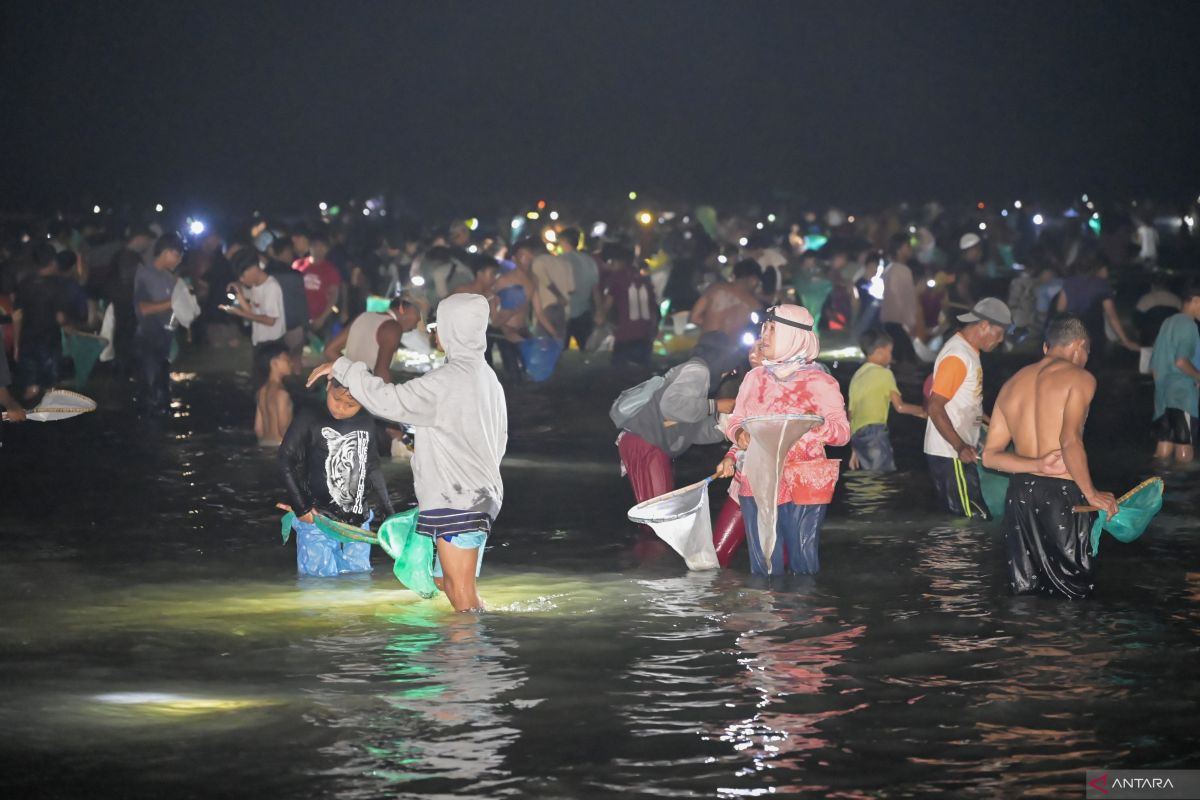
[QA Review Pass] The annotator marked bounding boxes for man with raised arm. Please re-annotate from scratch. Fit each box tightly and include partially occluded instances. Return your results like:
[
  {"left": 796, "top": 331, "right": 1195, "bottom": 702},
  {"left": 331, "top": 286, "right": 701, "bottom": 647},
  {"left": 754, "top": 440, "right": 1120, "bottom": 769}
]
[{"left": 982, "top": 314, "right": 1118, "bottom": 599}]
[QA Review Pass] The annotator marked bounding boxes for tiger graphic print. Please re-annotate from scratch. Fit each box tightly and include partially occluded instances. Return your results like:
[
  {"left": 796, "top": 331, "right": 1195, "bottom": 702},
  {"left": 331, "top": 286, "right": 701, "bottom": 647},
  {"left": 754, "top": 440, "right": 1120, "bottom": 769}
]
[{"left": 322, "top": 428, "right": 369, "bottom": 514}]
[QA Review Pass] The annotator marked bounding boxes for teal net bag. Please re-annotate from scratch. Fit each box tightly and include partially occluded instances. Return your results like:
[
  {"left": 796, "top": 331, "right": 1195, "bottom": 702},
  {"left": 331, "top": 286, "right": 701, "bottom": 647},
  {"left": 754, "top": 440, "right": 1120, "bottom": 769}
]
[{"left": 1089, "top": 477, "right": 1164, "bottom": 556}]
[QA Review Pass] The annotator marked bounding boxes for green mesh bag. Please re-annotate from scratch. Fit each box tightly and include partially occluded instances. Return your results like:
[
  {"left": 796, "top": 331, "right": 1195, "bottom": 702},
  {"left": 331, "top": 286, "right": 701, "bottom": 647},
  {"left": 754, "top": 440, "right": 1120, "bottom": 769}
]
[
  {"left": 62, "top": 329, "right": 106, "bottom": 389},
  {"left": 1090, "top": 477, "right": 1164, "bottom": 556},
  {"left": 376, "top": 508, "right": 439, "bottom": 599}
]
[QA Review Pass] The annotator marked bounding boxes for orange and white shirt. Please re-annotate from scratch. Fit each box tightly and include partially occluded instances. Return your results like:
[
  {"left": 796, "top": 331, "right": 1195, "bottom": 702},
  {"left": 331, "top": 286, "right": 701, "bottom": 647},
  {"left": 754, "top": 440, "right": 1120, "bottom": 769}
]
[{"left": 923, "top": 333, "right": 983, "bottom": 458}]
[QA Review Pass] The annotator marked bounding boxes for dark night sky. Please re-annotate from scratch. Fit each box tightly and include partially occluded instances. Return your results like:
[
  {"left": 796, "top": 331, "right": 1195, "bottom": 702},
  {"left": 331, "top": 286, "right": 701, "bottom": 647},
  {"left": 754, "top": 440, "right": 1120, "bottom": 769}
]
[{"left": 3, "top": 0, "right": 1200, "bottom": 215}]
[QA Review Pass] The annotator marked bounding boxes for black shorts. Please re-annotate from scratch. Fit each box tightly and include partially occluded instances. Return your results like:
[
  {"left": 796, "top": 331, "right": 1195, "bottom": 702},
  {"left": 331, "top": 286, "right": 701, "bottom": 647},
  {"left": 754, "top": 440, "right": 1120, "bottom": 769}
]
[
  {"left": 1153, "top": 408, "right": 1193, "bottom": 445},
  {"left": 926, "top": 454, "right": 991, "bottom": 521},
  {"left": 1003, "top": 474, "right": 1095, "bottom": 599}
]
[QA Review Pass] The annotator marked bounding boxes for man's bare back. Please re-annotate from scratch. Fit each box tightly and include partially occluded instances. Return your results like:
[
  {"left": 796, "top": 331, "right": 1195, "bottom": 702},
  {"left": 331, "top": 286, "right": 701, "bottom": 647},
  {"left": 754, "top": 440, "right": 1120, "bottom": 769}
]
[
  {"left": 994, "top": 359, "right": 1090, "bottom": 477},
  {"left": 692, "top": 282, "right": 760, "bottom": 338}
]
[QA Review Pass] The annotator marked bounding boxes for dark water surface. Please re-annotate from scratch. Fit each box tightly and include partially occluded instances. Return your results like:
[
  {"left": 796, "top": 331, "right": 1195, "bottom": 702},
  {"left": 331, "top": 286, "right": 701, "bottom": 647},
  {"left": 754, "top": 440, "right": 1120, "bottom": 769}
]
[{"left": 1, "top": 349, "right": 1198, "bottom": 798}]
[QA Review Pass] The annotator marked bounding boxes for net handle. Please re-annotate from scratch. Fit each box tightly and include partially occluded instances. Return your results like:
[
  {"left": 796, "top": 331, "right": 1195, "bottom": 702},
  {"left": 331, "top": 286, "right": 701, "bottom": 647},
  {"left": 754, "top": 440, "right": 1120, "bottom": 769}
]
[{"left": 1072, "top": 476, "right": 1161, "bottom": 513}]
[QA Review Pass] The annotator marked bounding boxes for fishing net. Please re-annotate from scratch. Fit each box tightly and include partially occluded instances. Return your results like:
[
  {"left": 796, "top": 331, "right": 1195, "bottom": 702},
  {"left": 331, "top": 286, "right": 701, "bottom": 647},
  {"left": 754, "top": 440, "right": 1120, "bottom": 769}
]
[
  {"left": 61, "top": 329, "right": 107, "bottom": 389},
  {"left": 279, "top": 511, "right": 378, "bottom": 545},
  {"left": 1090, "top": 477, "right": 1164, "bottom": 556},
  {"left": 376, "top": 508, "right": 439, "bottom": 599},
  {"left": 627, "top": 478, "right": 720, "bottom": 571},
  {"left": 742, "top": 414, "right": 824, "bottom": 574},
  {"left": 22, "top": 389, "right": 97, "bottom": 422}
]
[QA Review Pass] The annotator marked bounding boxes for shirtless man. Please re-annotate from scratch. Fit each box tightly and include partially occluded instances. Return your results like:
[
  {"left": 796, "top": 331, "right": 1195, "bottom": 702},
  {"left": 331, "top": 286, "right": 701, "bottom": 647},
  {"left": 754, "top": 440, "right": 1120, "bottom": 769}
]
[
  {"left": 982, "top": 314, "right": 1118, "bottom": 599},
  {"left": 492, "top": 238, "right": 557, "bottom": 342},
  {"left": 690, "top": 259, "right": 763, "bottom": 338},
  {"left": 254, "top": 341, "right": 293, "bottom": 447}
]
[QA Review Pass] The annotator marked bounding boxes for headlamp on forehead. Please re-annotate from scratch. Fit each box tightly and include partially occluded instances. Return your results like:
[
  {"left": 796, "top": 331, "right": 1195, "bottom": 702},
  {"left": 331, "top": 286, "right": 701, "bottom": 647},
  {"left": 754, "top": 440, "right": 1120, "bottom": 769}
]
[{"left": 764, "top": 306, "right": 812, "bottom": 331}]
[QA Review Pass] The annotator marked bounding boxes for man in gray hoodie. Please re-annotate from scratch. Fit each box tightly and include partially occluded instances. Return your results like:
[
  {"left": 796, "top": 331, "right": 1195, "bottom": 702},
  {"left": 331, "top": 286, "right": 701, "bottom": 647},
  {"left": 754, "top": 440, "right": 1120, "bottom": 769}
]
[{"left": 307, "top": 293, "right": 507, "bottom": 611}]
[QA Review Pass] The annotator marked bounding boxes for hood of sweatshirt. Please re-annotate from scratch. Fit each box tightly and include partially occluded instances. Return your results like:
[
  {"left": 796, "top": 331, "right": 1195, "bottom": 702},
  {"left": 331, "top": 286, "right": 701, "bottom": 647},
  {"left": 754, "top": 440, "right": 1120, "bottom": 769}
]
[{"left": 436, "top": 293, "right": 489, "bottom": 360}]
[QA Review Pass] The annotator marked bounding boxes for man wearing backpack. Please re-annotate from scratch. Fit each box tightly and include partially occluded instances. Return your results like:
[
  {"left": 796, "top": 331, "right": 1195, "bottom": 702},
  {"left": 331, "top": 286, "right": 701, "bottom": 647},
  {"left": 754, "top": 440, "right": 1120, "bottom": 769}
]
[{"left": 615, "top": 331, "right": 744, "bottom": 506}]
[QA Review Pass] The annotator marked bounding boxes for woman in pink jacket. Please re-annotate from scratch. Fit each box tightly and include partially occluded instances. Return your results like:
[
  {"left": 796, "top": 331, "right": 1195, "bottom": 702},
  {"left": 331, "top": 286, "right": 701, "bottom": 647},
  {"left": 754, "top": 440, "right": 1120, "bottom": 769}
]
[{"left": 715, "top": 304, "right": 849, "bottom": 575}]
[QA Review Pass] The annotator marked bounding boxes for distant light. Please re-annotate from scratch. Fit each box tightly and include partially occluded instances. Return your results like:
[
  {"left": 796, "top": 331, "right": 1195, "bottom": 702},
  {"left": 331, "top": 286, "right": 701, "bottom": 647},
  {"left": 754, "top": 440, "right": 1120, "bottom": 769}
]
[
  {"left": 683, "top": 231, "right": 693, "bottom": 239},
  {"left": 767, "top": 214, "right": 776, "bottom": 223},
  {"left": 847, "top": 215, "right": 856, "bottom": 223},
  {"left": 628, "top": 191, "right": 638, "bottom": 201},
  {"left": 1014, "top": 200, "right": 1023, "bottom": 209},
  {"left": 1086, "top": 201, "right": 1095, "bottom": 210},
  {"left": 1001, "top": 209, "right": 1009, "bottom": 217},
  {"left": 1081, "top": 194, "right": 1089, "bottom": 203},
  {"left": 741, "top": 332, "right": 756, "bottom": 347},
  {"left": 909, "top": 226, "right": 917, "bottom": 233},
  {"left": 750, "top": 311, "right": 760, "bottom": 324},
  {"left": 637, "top": 211, "right": 653, "bottom": 226},
  {"left": 411, "top": 275, "right": 426, "bottom": 287},
  {"left": 977, "top": 202, "right": 985, "bottom": 210},
  {"left": 93, "top": 205, "right": 101, "bottom": 214},
  {"left": 188, "top": 219, "right": 206, "bottom": 236},
  {"left": 537, "top": 200, "right": 546, "bottom": 209},
  {"left": 1032, "top": 214, "right": 1044, "bottom": 226},
  {"left": 362, "top": 208, "right": 370, "bottom": 216},
  {"left": 1185, "top": 215, "right": 1195, "bottom": 230},
  {"left": 717, "top": 254, "right": 728, "bottom": 265},
  {"left": 738, "top": 236, "right": 749, "bottom": 247},
  {"left": 155, "top": 203, "right": 164, "bottom": 213},
  {"left": 979, "top": 222, "right": 987, "bottom": 231},
  {"left": 526, "top": 211, "right": 540, "bottom": 220},
  {"left": 467, "top": 244, "right": 478, "bottom": 253},
  {"left": 927, "top": 279, "right": 937, "bottom": 288},
  {"left": 756, "top": 222, "right": 764, "bottom": 230},
  {"left": 549, "top": 211, "right": 559, "bottom": 221},
  {"left": 682, "top": 215, "right": 691, "bottom": 224},
  {"left": 544, "top": 229, "right": 558, "bottom": 243},
  {"left": 591, "top": 221, "right": 607, "bottom": 238},
  {"left": 511, "top": 217, "right": 523, "bottom": 229},
  {"left": 465, "top": 217, "right": 479, "bottom": 231},
  {"left": 318, "top": 202, "right": 328, "bottom": 212},
  {"left": 1092, "top": 212, "right": 1100, "bottom": 220}
]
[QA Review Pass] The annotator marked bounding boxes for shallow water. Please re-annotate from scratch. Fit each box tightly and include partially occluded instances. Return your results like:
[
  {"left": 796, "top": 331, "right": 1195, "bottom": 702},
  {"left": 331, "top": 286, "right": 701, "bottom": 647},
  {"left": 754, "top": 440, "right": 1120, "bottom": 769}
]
[{"left": 1, "top": 351, "right": 1198, "bottom": 798}]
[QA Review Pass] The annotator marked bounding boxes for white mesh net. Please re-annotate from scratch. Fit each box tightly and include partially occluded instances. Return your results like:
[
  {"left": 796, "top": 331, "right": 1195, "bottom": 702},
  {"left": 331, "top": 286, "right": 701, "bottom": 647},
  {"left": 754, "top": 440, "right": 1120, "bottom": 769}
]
[
  {"left": 627, "top": 478, "right": 720, "bottom": 571},
  {"left": 742, "top": 414, "right": 824, "bottom": 574}
]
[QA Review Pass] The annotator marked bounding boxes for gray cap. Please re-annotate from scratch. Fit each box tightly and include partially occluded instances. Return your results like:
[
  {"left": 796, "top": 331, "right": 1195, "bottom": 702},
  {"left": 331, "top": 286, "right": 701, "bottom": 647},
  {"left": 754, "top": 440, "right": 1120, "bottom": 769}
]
[{"left": 957, "top": 297, "right": 1013, "bottom": 328}]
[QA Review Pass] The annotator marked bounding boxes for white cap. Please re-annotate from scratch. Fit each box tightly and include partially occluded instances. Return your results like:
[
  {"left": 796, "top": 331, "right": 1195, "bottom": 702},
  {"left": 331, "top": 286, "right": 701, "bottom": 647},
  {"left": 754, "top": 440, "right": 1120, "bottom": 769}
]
[{"left": 959, "top": 233, "right": 982, "bottom": 250}]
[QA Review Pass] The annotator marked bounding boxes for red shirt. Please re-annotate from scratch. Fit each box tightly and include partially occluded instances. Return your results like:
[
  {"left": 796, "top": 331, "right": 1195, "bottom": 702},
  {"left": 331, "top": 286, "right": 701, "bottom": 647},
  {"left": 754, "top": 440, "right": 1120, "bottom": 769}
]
[
  {"left": 602, "top": 269, "right": 657, "bottom": 342},
  {"left": 293, "top": 257, "right": 342, "bottom": 322}
]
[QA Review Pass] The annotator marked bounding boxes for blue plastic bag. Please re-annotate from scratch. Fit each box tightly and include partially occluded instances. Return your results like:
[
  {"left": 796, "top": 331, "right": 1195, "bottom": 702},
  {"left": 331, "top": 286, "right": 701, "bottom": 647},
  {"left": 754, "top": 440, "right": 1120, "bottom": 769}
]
[{"left": 518, "top": 337, "right": 563, "bottom": 382}]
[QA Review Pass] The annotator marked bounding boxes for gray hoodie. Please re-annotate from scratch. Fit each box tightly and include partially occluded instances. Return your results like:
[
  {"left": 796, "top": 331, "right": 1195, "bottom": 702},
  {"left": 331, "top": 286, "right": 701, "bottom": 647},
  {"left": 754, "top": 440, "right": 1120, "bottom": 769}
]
[{"left": 332, "top": 293, "right": 508, "bottom": 518}]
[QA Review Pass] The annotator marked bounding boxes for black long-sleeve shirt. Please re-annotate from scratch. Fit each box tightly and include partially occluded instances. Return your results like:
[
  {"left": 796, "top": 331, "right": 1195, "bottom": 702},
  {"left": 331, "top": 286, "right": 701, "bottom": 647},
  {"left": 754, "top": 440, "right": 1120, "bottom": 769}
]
[{"left": 278, "top": 407, "right": 394, "bottom": 525}]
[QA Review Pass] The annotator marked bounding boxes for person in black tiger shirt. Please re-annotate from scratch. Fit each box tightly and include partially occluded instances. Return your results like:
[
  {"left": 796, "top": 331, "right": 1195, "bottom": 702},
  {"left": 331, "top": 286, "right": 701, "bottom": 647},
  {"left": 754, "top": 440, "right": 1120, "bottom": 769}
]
[{"left": 278, "top": 377, "right": 394, "bottom": 576}]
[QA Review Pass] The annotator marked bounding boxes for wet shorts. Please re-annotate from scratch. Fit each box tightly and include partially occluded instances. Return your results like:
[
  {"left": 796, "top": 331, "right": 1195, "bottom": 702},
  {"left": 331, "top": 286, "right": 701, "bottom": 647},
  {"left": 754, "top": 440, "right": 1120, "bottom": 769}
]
[
  {"left": 432, "top": 531, "right": 488, "bottom": 579},
  {"left": 1153, "top": 408, "right": 1193, "bottom": 445}
]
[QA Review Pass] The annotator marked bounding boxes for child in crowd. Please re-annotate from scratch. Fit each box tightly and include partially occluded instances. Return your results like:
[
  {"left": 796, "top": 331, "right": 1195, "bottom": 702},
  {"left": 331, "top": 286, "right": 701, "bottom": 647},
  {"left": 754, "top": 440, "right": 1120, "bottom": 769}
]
[
  {"left": 254, "top": 341, "right": 293, "bottom": 447},
  {"left": 848, "top": 329, "right": 928, "bottom": 471},
  {"left": 277, "top": 375, "right": 394, "bottom": 576}
]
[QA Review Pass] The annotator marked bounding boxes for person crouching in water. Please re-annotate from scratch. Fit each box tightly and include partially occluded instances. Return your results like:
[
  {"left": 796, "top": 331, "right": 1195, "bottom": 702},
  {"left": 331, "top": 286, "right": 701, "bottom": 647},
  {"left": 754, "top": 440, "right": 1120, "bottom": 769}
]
[
  {"left": 982, "top": 314, "right": 1117, "bottom": 598},
  {"left": 278, "top": 374, "right": 394, "bottom": 576},
  {"left": 618, "top": 331, "right": 745, "bottom": 508},
  {"left": 716, "top": 305, "right": 850, "bottom": 575},
  {"left": 307, "top": 294, "right": 506, "bottom": 612}
]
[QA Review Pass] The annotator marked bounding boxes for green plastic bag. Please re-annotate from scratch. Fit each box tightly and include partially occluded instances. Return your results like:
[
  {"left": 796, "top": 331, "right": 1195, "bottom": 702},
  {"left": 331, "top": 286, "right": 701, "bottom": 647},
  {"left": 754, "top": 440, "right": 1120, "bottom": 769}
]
[
  {"left": 377, "top": 508, "right": 439, "bottom": 599},
  {"left": 61, "top": 329, "right": 106, "bottom": 389},
  {"left": 1090, "top": 478, "right": 1163, "bottom": 556},
  {"left": 978, "top": 464, "right": 1010, "bottom": 520},
  {"left": 280, "top": 511, "right": 378, "bottom": 545}
]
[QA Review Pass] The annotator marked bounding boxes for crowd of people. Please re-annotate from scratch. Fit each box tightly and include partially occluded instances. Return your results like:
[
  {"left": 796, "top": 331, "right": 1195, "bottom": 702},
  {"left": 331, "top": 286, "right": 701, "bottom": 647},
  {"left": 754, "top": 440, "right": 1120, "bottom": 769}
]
[{"left": 2, "top": 193, "right": 1198, "bottom": 606}]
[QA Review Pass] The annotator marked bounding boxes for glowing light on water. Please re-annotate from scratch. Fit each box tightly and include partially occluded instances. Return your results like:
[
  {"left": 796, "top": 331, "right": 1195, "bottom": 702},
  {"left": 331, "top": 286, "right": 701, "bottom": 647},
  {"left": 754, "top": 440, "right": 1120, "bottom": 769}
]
[{"left": 92, "top": 692, "right": 278, "bottom": 716}]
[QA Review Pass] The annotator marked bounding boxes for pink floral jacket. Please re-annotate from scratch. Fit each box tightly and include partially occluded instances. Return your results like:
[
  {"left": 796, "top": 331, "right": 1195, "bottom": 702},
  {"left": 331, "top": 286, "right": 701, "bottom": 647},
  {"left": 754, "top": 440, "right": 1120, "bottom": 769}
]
[{"left": 726, "top": 365, "right": 850, "bottom": 505}]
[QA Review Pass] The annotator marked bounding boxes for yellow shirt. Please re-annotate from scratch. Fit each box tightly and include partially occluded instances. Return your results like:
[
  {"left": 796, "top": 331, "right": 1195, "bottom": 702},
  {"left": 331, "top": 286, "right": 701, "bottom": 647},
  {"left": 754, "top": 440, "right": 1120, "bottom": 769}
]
[{"left": 849, "top": 362, "right": 898, "bottom": 434}]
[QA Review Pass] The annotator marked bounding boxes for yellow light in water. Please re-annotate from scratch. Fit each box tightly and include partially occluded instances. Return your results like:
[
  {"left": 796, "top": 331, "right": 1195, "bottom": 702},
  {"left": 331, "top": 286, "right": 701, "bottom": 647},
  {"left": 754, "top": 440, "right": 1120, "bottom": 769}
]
[
  {"left": 93, "top": 692, "right": 279, "bottom": 717},
  {"left": 637, "top": 211, "right": 653, "bottom": 226}
]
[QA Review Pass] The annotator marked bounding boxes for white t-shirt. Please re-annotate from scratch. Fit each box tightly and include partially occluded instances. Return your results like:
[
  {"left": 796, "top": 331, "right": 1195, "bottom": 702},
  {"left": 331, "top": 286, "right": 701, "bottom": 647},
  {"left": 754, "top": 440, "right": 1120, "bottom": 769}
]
[
  {"left": 248, "top": 276, "right": 286, "bottom": 344},
  {"left": 923, "top": 334, "right": 984, "bottom": 458}
]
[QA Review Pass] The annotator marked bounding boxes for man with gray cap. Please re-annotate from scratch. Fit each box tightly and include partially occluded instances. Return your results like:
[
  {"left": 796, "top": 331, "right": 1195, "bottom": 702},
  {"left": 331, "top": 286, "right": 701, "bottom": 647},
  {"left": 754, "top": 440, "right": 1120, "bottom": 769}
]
[{"left": 924, "top": 297, "right": 1012, "bottom": 519}]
